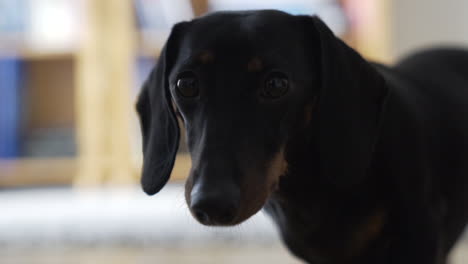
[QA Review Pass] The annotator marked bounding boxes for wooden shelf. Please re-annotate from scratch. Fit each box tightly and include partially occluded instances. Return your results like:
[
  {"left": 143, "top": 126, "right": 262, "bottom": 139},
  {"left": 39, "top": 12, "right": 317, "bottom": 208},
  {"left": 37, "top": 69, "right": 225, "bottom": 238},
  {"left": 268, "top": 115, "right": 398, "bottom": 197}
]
[
  {"left": 0, "top": 48, "right": 76, "bottom": 60},
  {"left": 20, "top": 50, "right": 76, "bottom": 60},
  {"left": 0, "top": 153, "right": 189, "bottom": 188},
  {"left": 132, "top": 153, "right": 190, "bottom": 182},
  {"left": 137, "top": 29, "right": 167, "bottom": 58},
  {"left": 0, "top": 158, "right": 76, "bottom": 188},
  {"left": 0, "top": 44, "right": 158, "bottom": 60}
]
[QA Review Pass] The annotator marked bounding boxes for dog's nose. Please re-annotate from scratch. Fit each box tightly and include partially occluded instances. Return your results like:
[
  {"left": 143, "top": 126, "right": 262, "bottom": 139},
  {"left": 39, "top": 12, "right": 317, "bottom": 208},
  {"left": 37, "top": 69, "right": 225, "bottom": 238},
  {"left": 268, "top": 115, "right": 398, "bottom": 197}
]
[{"left": 190, "top": 190, "right": 239, "bottom": 225}]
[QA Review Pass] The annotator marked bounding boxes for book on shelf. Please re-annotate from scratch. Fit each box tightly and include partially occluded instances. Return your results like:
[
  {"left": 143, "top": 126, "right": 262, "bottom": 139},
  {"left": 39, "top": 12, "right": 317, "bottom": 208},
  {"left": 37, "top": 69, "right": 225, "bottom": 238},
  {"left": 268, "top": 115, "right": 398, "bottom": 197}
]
[{"left": 0, "top": 58, "right": 22, "bottom": 158}]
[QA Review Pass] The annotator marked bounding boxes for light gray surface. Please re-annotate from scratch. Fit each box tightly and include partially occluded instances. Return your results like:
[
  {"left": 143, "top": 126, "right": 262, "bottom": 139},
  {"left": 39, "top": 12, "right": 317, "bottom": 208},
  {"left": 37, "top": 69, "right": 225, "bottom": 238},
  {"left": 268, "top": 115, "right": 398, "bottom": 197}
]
[
  {"left": 0, "top": 184, "right": 280, "bottom": 247},
  {"left": 391, "top": 0, "right": 468, "bottom": 59},
  {"left": 1, "top": 184, "right": 467, "bottom": 263},
  {"left": 0, "top": 246, "right": 303, "bottom": 264}
]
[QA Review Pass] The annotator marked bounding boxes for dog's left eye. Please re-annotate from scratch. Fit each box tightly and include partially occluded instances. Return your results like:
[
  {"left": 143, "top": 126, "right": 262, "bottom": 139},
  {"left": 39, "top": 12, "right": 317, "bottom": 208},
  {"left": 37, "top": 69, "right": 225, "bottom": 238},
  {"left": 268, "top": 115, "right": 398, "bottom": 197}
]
[
  {"left": 262, "top": 72, "right": 289, "bottom": 99},
  {"left": 176, "top": 73, "right": 199, "bottom": 98}
]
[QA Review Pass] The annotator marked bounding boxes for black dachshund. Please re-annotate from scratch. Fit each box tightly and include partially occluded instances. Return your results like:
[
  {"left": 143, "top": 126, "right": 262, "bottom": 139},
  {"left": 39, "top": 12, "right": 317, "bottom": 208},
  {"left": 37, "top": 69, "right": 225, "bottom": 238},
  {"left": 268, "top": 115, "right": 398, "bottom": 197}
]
[{"left": 136, "top": 10, "right": 468, "bottom": 264}]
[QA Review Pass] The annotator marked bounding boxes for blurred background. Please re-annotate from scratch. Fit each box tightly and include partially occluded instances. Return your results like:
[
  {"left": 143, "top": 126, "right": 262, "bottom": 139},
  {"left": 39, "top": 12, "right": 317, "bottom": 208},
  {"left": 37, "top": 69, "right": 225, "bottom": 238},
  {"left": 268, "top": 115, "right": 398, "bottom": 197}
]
[{"left": 0, "top": 0, "right": 468, "bottom": 263}]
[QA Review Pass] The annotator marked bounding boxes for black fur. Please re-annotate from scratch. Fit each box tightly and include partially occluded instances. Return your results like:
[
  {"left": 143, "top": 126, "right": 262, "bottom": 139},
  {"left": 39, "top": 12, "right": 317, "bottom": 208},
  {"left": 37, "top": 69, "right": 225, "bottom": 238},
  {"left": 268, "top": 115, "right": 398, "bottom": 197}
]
[{"left": 137, "top": 10, "right": 468, "bottom": 264}]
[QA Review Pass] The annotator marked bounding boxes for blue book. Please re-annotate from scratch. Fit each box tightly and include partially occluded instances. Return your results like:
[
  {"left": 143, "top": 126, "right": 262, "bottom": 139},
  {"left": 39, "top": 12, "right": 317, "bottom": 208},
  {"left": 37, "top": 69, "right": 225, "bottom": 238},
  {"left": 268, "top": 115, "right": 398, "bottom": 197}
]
[{"left": 0, "top": 58, "right": 22, "bottom": 158}]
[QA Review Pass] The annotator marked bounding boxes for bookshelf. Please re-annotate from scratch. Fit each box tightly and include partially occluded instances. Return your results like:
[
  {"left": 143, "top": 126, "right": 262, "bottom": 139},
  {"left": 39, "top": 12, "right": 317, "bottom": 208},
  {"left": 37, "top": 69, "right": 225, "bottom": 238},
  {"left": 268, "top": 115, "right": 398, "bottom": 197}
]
[
  {"left": 0, "top": 50, "right": 75, "bottom": 61},
  {"left": 0, "top": 0, "right": 391, "bottom": 188},
  {"left": 0, "top": 0, "right": 188, "bottom": 188}
]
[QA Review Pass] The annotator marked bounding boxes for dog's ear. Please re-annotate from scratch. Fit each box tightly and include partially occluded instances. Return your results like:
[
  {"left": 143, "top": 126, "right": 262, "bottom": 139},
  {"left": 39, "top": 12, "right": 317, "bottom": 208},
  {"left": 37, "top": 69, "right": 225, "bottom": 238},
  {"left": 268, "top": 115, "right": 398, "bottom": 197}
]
[
  {"left": 301, "top": 16, "right": 388, "bottom": 187},
  {"left": 136, "top": 22, "right": 188, "bottom": 195}
]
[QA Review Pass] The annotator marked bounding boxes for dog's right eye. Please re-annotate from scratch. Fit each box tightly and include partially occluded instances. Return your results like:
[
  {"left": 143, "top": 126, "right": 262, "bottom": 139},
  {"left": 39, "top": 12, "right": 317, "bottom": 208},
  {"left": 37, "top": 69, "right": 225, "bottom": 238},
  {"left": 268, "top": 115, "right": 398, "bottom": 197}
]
[
  {"left": 262, "top": 72, "right": 289, "bottom": 99},
  {"left": 176, "top": 73, "right": 199, "bottom": 98}
]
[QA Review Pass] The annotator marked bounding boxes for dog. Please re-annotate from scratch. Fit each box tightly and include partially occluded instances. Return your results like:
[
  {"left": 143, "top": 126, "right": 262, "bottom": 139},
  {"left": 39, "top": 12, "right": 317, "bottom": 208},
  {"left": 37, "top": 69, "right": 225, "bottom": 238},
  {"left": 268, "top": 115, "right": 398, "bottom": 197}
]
[{"left": 136, "top": 10, "right": 468, "bottom": 264}]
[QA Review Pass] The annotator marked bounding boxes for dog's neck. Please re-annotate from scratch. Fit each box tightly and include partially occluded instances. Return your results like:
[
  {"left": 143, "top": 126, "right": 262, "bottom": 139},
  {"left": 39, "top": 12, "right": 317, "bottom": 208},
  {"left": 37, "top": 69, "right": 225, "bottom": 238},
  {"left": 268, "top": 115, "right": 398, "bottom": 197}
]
[{"left": 264, "top": 168, "right": 389, "bottom": 264}]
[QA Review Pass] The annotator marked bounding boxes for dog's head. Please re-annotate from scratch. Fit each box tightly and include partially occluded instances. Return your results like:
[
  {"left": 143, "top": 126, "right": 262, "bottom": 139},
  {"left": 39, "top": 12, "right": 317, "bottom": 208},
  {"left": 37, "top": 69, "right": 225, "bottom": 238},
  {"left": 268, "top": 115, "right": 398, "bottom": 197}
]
[{"left": 137, "top": 10, "right": 388, "bottom": 226}]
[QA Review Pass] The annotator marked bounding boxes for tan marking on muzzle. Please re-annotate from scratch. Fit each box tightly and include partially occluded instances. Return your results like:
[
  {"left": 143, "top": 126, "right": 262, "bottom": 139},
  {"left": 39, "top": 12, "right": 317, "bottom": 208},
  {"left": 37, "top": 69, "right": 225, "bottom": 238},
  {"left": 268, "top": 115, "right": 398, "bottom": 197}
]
[
  {"left": 198, "top": 50, "right": 215, "bottom": 64},
  {"left": 171, "top": 100, "right": 183, "bottom": 121},
  {"left": 348, "top": 209, "right": 386, "bottom": 257},
  {"left": 304, "top": 103, "right": 314, "bottom": 125},
  {"left": 247, "top": 57, "right": 263, "bottom": 72},
  {"left": 305, "top": 97, "right": 318, "bottom": 125},
  {"left": 266, "top": 146, "right": 288, "bottom": 191},
  {"left": 232, "top": 146, "right": 288, "bottom": 225}
]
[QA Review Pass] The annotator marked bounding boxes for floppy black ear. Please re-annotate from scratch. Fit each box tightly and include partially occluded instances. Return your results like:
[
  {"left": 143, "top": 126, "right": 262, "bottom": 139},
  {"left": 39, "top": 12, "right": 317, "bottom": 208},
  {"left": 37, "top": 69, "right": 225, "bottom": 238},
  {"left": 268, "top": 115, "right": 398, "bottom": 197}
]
[
  {"left": 136, "top": 23, "right": 187, "bottom": 195},
  {"left": 302, "top": 16, "right": 388, "bottom": 187}
]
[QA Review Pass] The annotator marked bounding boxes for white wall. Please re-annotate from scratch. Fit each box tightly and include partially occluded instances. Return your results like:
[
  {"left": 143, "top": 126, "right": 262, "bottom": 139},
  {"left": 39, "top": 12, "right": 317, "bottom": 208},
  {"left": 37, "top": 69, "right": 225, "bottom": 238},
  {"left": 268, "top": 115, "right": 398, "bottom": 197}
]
[{"left": 391, "top": 0, "right": 468, "bottom": 59}]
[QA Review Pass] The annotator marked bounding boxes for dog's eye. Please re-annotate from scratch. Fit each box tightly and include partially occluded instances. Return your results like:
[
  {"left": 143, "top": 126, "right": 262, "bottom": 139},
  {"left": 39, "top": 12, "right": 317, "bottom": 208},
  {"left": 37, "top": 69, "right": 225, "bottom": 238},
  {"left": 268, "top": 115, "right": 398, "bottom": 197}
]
[
  {"left": 176, "top": 74, "right": 199, "bottom": 98},
  {"left": 262, "top": 72, "right": 289, "bottom": 99}
]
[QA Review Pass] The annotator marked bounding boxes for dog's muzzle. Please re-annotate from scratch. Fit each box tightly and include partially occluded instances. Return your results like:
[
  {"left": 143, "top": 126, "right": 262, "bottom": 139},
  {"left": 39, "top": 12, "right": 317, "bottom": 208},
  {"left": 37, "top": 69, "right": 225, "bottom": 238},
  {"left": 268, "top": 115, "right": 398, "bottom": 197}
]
[{"left": 189, "top": 181, "right": 240, "bottom": 226}]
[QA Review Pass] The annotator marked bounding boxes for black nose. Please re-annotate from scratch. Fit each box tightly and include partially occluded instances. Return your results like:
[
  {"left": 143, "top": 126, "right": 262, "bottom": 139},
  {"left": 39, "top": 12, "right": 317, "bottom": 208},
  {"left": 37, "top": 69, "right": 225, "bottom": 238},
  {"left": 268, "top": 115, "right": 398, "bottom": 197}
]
[{"left": 190, "top": 190, "right": 239, "bottom": 226}]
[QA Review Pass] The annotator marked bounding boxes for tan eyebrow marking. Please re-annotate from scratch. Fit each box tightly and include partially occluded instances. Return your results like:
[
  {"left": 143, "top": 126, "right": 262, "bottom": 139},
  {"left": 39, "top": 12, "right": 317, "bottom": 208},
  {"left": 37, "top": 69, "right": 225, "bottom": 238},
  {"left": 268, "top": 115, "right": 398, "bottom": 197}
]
[
  {"left": 347, "top": 209, "right": 386, "bottom": 258},
  {"left": 305, "top": 103, "right": 314, "bottom": 125},
  {"left": 247, "top": 57, "right": 263, "bottom": 72},
  {"left": 198, "top": 50, "right": 215, "bottom": 64},
  {"left": 304, "top": 97, "right": 318, "bottom": 125}
]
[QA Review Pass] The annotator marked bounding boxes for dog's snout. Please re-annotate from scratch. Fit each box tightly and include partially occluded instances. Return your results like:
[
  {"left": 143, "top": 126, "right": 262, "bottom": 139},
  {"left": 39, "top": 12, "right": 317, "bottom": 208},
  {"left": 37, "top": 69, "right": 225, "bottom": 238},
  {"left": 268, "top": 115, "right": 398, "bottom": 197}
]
[{"left": 190, "top": 189, "right": 239, "bottom": 226}]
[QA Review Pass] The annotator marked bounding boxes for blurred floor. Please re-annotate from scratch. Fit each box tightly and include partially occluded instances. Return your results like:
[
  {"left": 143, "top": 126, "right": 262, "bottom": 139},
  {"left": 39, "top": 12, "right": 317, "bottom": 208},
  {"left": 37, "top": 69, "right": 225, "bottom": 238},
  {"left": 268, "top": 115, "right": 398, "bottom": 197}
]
[
  {"left": 0, "top": 185, "right": 467, "bottom": 264},
  {"left": 0, "top": 185, "right": 279, "bottom": 246},
  {"left": 452, "top": 243, "right": 468, "bottom": 264},
  {"left": 1, "top": 243, "right": 468, "bottom": 264},
  {"left": 0, "top": 246, "right": 302, "bottom": 264}
]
